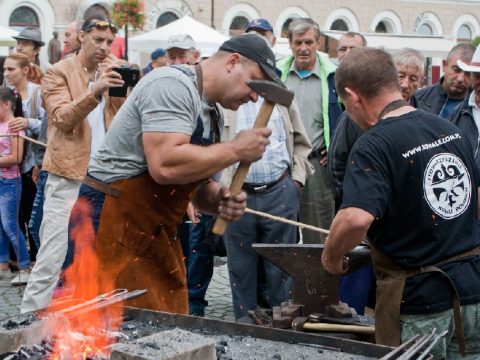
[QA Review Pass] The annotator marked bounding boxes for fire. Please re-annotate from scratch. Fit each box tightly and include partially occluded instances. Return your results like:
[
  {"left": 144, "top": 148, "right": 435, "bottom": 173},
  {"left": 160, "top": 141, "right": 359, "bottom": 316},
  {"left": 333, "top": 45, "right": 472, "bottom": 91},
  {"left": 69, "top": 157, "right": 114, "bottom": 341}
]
[{"left": 42, "top": 198, "right": 125, "bottom": 359}]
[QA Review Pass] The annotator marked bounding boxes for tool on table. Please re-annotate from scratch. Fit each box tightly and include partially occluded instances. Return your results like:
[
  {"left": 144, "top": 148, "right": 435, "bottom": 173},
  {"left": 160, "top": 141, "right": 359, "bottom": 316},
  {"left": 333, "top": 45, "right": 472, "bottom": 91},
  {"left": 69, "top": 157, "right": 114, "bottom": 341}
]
[
  {"left": 291, "top": 316, "right": 375, "bottom": 335},
  {"left": 212, "top": 80, "right": 294, "bottom": 235}
]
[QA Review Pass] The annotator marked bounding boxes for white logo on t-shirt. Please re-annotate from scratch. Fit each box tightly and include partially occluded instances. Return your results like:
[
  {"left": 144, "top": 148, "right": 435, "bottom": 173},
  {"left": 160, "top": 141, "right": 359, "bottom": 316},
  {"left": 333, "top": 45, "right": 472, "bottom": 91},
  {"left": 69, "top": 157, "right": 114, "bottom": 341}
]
[{"left": 424, "top": 153, "right": 471, "bottom": 219}]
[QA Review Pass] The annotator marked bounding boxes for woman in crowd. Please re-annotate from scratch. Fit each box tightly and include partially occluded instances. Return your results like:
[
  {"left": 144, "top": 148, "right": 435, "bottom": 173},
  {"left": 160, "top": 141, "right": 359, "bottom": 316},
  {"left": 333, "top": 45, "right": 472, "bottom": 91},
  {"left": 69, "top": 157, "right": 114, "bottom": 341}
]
[
  {"left": 0, "top": 86, "right": 31, "bottom": 283},
  {"left": 3, "top": 53, "right": 46, "bottom": 270}
]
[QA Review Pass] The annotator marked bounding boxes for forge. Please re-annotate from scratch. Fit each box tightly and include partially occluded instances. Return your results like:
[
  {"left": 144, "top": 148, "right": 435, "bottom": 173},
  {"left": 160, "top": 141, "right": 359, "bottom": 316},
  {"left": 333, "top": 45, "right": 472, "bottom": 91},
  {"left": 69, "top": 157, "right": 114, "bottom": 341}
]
[{"left": 0, "top": 306, "right": 391, "bottom": 360}]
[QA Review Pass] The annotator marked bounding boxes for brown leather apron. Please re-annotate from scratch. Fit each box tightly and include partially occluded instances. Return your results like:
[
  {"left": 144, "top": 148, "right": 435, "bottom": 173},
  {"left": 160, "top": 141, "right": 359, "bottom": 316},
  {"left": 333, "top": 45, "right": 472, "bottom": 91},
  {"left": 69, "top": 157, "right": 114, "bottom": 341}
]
[
  {"left": 94, "top": 173, "right": 198, "bottom": 314},
  {"left": 371, "top": 244, "right": 480, "bottom": 355}
]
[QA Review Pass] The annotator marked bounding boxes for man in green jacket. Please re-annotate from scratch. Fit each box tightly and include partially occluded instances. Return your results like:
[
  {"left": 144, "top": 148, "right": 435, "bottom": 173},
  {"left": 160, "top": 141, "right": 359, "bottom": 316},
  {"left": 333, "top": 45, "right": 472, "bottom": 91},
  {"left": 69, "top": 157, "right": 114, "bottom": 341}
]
[{"left": 277, "top": 18, "right": 341, "bottom": 243}]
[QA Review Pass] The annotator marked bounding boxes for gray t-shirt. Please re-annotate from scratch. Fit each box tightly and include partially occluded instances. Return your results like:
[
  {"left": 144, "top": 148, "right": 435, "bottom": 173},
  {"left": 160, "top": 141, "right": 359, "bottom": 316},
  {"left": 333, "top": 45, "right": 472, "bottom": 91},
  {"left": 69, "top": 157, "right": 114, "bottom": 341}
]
[{"left": 88, "top": 65, "right": 202, "bottom": 183}]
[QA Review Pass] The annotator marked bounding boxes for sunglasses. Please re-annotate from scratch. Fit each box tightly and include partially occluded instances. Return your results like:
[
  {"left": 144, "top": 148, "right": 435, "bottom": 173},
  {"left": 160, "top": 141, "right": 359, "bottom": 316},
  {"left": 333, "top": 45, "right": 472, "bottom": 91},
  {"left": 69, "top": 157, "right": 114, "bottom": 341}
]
[{"left": 84, "top": 20, "right": 118, "bottom": 33}]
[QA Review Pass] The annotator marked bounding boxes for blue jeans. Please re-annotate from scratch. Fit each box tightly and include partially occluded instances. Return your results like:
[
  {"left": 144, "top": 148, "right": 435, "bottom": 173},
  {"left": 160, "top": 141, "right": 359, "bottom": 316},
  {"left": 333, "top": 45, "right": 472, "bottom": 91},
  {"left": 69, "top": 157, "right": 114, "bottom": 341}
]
[
  {"left": 187, "top": 214, "right": 215, "bottom": 315},
  {"left": 339, "top": 264, "right": 375, "bottom": 315},
  {"left": 63, "top": 182, "right": 106, "bottom": 270},
  {"left": 0, "top": 178, "right": 30, "bottom": 269},
  {"left": 28, "top": 170, "right": 48, "bottom": 249}
]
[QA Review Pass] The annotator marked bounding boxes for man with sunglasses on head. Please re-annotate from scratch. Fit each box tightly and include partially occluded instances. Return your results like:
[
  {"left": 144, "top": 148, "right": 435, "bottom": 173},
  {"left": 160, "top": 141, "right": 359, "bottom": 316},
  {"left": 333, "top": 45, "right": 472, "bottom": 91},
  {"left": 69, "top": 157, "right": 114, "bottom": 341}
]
[{"left": 21, "top": 15, "right": 128, "bottom": 313}]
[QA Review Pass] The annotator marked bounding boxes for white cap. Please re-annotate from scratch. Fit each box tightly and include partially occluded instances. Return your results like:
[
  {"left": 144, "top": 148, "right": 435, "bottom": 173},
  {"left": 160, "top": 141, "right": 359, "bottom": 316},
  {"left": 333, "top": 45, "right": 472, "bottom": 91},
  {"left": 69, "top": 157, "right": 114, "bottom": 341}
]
[
  {"left": 166, "top": 34, "right": 196, "bottom": 50},
  {"left": 457, "top": 46, "right": 480, "bottom": 73}
]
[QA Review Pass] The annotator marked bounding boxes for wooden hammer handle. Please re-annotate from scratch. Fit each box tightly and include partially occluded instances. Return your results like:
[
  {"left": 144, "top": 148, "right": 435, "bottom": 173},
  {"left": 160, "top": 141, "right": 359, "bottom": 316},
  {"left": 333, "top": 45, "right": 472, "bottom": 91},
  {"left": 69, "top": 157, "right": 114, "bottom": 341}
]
[
  {"left": 212, "top": 100, "right": 275, "bottom": 235},
  {"left": 303, "top": 322, "right": 375, "bottom": 335}
]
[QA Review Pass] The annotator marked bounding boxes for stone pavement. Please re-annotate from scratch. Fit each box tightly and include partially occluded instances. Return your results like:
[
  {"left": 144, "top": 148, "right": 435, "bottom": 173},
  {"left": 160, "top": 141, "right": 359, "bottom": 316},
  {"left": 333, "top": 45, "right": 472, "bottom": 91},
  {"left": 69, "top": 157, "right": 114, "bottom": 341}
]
[{"left": 0, "top": 259, "right": 235, "bottom": 322}]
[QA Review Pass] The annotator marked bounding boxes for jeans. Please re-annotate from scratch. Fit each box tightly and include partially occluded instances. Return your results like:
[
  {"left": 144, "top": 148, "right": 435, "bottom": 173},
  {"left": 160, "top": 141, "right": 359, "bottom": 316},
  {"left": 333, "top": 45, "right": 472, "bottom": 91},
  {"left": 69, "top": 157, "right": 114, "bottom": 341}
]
[
  {"left": 0, "top": 178, "right": 30, "bottom": 269},
  {"left": 401, "top": 303, "right": 480, "bottom": 359},
  {"left": 339, "top": 264, "right": 375, "bottom": 315},
  {"left": 187, "top": 214, "right": 215, "bottom": 315},
  {"left": 63, "top": 182, "right": 106, "bottom": 270},
  {"left": 28, "top": 170, "right": 48, "bottom": 249}
]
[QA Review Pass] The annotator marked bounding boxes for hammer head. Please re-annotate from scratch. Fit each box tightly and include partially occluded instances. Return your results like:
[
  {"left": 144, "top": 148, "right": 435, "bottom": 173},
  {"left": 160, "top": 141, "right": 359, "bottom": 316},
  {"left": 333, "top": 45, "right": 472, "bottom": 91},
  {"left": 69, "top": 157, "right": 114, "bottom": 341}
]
[{"left": 247, "top": 80, "right": 294, "bottom": 107}]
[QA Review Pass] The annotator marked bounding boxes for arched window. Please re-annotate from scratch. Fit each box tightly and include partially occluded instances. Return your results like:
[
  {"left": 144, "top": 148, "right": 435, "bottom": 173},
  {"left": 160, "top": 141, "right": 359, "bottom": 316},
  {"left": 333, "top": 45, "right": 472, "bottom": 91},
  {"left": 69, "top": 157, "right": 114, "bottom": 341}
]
[
  {"left": 156, "top": 11, "right": 179, "bottom": 28},
  {"left": 9, "top": 6, "right": 39, "bottom": 29},
  {"left": 375, "top": 21, "right": 388, "bottom": 33},
  {"left": 281, "top": 18, "right": 295, "bottom": 38},
  {"left": 457, "top": 24, "right": 472, "bottom": 41},
  {"left": 229, "top": 15, "right": 249, "bottom": 36},
  {"left": 331, "top": 19, "right": 348, "bottom": 31},
  {"left": 417, "top": 23, "right": 433, "bottom": 36}
]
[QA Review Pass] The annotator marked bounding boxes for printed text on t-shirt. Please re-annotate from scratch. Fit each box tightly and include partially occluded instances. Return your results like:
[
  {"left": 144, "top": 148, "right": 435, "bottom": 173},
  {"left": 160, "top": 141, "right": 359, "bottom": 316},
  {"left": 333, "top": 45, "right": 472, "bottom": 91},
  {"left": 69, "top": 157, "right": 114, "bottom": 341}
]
[{"left": 402, "top": 133, "right": 461, "bottom": 159}]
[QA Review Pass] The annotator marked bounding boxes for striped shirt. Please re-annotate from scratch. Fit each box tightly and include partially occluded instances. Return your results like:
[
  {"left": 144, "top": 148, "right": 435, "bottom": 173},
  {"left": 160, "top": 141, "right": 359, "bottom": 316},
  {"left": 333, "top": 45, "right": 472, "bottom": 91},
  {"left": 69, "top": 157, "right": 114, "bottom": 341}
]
[{"left": 234, "top": 97, "right": 290, "bottom": 184}]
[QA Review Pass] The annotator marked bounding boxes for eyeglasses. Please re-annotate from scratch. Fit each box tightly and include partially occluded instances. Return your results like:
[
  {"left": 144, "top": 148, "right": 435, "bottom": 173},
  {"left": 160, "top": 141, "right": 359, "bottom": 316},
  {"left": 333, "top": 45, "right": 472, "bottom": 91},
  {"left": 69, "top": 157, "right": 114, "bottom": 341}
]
[{"left": 84, "top": 20, "right": 118, "bottom": 33}]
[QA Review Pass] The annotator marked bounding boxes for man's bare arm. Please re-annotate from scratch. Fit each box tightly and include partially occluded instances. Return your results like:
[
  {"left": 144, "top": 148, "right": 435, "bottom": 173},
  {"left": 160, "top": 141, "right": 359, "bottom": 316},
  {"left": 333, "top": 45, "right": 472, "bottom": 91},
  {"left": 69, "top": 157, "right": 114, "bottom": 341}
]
[
  {"left": 322, "top": 207, "right": 374, "bottom": 275},
  {"left": 192, "top": 180, "right": 247, "bottom": 222},
  {"left": 143, "top": 128, "right": 270, "bottom": 185}
]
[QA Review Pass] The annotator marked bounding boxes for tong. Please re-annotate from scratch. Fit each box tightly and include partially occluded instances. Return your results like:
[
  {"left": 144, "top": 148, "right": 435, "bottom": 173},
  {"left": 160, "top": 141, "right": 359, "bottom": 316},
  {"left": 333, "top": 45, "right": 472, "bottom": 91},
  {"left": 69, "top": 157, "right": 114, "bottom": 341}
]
[{"left": 58, "top": 289, "right": 147, "bottom": 318}]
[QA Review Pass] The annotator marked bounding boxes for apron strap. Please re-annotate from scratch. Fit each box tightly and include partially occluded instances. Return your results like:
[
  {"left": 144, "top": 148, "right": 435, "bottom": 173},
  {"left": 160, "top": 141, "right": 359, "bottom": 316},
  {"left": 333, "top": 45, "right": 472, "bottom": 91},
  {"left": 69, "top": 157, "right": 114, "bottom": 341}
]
[{"left": 370, "top": 244, "right": 480, "bottom": 353}]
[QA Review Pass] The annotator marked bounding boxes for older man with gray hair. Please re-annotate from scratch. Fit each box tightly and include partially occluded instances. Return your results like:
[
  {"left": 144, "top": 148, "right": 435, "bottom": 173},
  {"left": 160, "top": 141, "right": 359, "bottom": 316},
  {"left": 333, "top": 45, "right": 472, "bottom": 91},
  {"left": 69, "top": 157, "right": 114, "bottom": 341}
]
[
  {"left": 277, "top": 18, "right": 341, "bottom": 244},
  {"left": 165, "top": 34, "right": 200, "bottom": 65},
  {"left": 416, "top": 43, "right": 475, "bottom": 118},
  {"left": 450, "top": 45, "right": 480, "bottom": 172}
]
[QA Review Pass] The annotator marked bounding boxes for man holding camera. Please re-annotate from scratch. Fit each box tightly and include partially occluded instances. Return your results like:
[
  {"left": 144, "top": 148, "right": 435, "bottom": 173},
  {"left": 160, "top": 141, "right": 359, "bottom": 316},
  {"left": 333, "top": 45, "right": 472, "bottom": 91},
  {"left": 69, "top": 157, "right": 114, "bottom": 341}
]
[{"left": 21, "top": 15, "right": 127, "bottom": 313}]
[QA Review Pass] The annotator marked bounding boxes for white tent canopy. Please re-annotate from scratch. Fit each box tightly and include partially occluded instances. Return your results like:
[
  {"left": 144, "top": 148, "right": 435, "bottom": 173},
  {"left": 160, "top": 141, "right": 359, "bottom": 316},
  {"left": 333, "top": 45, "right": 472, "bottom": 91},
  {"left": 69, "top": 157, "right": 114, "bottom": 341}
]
[
  {"left": 323, "top": 30, "right": 456, "bottom": 58},
  {"left": 0, "top": 25, "right": 18, "bottom": 47},
  {"left": 129, "top": 16, "right": 228, "bottom": 67}
]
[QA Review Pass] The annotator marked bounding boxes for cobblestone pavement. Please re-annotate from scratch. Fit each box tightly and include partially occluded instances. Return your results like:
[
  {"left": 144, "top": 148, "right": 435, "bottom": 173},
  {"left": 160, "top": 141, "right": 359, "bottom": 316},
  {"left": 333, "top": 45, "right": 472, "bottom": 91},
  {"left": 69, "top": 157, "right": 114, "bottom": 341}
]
[{"left": 0, "top": 260, "right": 235, "bottom": 322}]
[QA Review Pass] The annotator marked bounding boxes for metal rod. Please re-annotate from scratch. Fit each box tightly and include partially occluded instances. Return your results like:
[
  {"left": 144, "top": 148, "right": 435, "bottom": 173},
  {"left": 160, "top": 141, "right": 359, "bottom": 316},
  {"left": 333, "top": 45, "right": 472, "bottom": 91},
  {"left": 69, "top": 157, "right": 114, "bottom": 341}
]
[
  {"left": 245, "top": 208, "right": 330, "bottom": 234},
  {"left": 379, "top": 334, "right": 420, "bottom": 360},
  {"left": 416, "top": 330, "right": 448, "bottom": 360},
  {"left": 397, "top": 329, "right": 436, "bottom": 360},
  {"left": 64, "top": 289, "right": 148, "bottom": 318},
  {"left": 0, "top": 134, "right": 46, "bottom": 147}
]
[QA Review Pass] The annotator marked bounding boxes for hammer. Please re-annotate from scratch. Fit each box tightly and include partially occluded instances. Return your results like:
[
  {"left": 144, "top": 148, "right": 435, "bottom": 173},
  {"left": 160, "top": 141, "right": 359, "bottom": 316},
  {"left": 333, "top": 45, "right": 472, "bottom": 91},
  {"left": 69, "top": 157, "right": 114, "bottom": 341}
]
[
  {"left": 212, "top": 80, "right": 294, "bottom": 235},
  {"left": 291, "top": 316, "right": 375, "bottom": 335}
]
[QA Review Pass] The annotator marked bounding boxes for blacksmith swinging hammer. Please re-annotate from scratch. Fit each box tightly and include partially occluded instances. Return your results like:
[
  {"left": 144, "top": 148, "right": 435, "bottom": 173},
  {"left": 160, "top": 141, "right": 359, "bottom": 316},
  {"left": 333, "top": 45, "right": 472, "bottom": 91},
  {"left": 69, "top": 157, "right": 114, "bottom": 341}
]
[{"left": 212, "top": 80, "right": 294, "bottom": 235}]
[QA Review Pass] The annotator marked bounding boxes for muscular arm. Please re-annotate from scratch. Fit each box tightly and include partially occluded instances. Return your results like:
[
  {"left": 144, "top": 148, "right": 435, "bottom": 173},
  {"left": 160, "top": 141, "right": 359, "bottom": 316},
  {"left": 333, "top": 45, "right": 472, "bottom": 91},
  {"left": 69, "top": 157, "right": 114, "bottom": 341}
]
[
  {"left": 191, "top": 180, "right": 247, "bottom": 222},
  {"left": 143, "top": 128, "right": 270, "bottom": 185},
  {"left": 321, "top": 207, "right": 374, "bottom": 275}
]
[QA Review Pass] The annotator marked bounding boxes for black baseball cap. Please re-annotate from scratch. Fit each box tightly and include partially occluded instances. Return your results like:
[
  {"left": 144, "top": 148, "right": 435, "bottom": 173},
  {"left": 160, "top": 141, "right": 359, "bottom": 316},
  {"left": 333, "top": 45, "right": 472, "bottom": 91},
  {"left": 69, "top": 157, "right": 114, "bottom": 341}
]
[{"left": 219, "top": 33, "right": 283, "bottom": 86}]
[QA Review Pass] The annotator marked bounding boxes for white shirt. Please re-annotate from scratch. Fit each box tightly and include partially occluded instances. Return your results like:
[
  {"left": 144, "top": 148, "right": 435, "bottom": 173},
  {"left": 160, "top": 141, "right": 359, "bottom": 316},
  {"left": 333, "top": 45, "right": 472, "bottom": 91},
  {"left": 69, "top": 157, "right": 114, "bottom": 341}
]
[
  {"left": 468, "top": 92, "right": 480, "bottom": 136},
  {"left": 87, "top": 81, "right": 106, "bottom": 159}
]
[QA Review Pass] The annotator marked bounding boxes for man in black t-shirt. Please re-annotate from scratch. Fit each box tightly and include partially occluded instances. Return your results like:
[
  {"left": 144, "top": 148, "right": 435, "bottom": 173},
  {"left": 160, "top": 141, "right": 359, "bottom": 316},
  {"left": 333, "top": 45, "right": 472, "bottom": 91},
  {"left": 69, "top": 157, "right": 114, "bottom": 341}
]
[{"left": 322, "top": 48, "right": 480, "bottom": 359}]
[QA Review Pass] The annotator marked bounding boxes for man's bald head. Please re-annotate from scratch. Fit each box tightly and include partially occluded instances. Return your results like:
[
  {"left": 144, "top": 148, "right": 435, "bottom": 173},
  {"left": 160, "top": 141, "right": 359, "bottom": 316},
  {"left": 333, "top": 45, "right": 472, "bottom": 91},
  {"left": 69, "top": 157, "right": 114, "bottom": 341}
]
[{"left": 64, "top": 20, "right": 82, "bottom": 54}]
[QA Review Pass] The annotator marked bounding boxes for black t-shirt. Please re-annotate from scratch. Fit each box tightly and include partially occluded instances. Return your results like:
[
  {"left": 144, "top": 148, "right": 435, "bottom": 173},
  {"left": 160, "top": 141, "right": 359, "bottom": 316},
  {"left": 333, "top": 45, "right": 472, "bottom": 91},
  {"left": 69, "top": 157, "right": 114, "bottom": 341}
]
[{"left": 341, "top": 109, "right": 480, "bottom": 314}]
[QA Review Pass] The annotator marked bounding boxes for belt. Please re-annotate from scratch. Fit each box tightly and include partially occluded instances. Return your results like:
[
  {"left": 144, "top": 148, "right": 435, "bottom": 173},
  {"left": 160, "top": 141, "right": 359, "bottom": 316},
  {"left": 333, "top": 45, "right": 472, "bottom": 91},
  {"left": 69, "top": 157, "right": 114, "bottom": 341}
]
[
  {"left": 82, "top": 174, "right": 120, "bottom": 198},
  {"left": 242, "top": 170, "right": 289, "bottom": 193},
  {"left": 308, "top": 147, "right": 325, "bottom": 159}
]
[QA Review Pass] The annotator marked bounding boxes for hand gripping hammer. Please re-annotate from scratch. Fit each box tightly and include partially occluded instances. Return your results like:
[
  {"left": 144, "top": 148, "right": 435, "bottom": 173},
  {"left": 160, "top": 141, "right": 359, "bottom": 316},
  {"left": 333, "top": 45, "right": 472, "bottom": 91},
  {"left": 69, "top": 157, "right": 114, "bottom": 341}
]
[{"left": 212, "top": 80, "right": 294, "bottom": 235}]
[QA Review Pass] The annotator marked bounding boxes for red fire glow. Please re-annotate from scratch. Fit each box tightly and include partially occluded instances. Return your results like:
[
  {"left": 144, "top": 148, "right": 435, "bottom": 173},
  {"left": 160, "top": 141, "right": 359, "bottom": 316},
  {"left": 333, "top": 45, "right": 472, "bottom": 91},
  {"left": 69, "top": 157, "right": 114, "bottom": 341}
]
[{"left": 42, "top": 198, "right": 125, "bottom": 359}]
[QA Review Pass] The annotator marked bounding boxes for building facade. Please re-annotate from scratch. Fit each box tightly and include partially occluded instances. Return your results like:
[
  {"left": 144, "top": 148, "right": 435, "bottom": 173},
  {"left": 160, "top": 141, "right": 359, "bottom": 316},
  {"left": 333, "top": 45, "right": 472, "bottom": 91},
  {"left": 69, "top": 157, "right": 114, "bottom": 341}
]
[
  {"left": 1, "top": 0, "right": 479, "bottom": 42},
  {"left": 0, "top": 0, "right": 479, "bottom": 71}
]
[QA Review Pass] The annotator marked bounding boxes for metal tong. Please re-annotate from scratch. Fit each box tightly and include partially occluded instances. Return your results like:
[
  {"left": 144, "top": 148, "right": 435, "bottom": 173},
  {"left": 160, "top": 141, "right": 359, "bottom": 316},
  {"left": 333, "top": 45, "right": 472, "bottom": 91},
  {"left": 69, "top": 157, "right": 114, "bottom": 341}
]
[
  {"left": 379, "top": 328, "right": 448, "bottom": 360},
  {"left": 57, "top": 288, "right": 148, "bottom": 318}
]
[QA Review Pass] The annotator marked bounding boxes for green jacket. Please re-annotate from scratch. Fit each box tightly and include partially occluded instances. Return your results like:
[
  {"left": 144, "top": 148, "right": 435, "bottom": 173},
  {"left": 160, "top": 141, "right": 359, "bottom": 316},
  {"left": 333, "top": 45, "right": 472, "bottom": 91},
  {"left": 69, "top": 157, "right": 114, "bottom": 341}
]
[{"left": 277, "top": 53, "right": 341, "bottom": 149}]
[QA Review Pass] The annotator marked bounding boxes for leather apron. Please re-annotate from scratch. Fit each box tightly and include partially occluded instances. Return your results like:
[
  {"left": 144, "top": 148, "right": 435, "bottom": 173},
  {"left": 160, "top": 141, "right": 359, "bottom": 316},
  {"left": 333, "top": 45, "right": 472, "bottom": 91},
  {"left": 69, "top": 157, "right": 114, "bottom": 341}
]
[
  {"left": 95, "top": 175, "right": 196, "bottom": 313},
  {"left": 94, "top": 64, "right": 220, "bottom": 314},
  {"left": 371, "top": 244, "right": 480, "bottom": 356}
]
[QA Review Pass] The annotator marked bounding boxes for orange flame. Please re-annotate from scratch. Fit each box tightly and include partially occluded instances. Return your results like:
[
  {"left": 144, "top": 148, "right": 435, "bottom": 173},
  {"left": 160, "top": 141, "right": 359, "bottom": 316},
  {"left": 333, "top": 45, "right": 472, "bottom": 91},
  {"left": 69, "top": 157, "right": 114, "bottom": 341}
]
[{"left": 42, "top": 198, "right": 124, "bottom": 358}]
